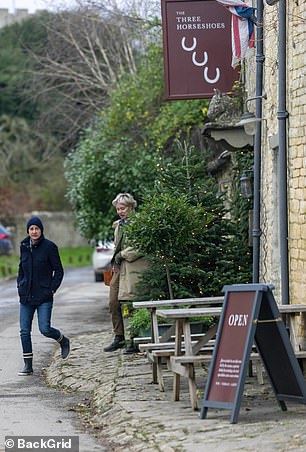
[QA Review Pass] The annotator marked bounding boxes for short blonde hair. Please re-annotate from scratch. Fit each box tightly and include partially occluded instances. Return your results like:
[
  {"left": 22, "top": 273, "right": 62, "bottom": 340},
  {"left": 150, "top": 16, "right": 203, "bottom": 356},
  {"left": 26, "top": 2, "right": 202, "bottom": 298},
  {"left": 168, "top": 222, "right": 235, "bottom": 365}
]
[{"left": 112, "top": 192, "right": 137, "bottom": 208}]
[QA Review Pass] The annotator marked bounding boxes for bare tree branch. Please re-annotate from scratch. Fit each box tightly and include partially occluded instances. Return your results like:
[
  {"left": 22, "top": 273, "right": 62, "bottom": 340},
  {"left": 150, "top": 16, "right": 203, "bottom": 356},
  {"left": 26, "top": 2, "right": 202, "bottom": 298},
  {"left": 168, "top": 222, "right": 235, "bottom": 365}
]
[{"left": 25, "top": 4, "right": 157, "bottom": 150}]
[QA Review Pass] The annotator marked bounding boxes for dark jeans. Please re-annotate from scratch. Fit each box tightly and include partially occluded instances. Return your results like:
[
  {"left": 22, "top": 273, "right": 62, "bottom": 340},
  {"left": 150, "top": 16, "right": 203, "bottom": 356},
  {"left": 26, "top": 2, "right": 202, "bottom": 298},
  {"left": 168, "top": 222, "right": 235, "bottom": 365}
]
[{"left": 19, "top": 301, "right": 61, "bottom": 354}]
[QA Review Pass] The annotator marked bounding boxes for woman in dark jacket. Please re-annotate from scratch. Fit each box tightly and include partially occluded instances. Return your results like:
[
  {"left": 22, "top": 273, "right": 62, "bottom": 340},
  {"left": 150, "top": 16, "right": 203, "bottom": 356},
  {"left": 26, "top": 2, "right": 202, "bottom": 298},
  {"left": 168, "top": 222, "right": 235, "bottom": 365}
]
[{"left": 17, "top": 216, "right": 70, "bottom": 376}]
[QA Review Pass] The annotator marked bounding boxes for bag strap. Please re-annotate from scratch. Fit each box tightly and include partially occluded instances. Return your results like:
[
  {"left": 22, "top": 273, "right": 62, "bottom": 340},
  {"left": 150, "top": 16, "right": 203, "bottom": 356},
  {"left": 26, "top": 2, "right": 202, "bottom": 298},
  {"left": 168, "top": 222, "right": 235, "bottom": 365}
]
[{"left": 111, "top": 224, "right": 124, "bottom": 263}]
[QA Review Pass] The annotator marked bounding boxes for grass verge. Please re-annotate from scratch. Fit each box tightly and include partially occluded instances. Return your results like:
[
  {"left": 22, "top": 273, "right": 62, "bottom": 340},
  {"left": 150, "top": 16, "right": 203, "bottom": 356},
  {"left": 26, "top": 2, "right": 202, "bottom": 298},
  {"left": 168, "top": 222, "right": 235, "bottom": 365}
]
[{"left": 0, "top": 245, "right": 92, "bottom": 279}]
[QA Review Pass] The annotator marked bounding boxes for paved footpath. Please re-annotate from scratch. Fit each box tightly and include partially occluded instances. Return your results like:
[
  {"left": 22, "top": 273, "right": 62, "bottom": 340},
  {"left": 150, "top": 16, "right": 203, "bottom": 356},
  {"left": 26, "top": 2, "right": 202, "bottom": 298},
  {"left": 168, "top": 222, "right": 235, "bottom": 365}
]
[{"left": 46, "top": 294, "right": 306, "bottom": 452}]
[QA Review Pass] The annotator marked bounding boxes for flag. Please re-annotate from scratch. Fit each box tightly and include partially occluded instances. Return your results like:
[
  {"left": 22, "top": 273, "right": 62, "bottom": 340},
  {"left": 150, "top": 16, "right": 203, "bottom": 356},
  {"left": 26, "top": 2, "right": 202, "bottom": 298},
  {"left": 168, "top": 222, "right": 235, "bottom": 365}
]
[{"left": 216, "top": 0, "right": 256, "bottom": 68}]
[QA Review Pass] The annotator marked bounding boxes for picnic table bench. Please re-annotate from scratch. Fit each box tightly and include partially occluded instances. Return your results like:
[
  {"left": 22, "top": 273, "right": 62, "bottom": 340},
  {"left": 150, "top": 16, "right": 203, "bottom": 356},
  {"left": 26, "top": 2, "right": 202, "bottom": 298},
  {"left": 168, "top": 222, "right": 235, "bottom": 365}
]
[
  {"left": 133, "top": 297, "right": 306, "bottom": 410},
  {"left": 156, "top": 304, "right": 306, "bottom": 410},
  {"left": 139, "top": 338, "right": 216, "bottom": 391},
  {"left": 275, "top": 304, "right": 306, "bottom": 353},
  {"left": 133, "top": 297, "right": 223, "bottom": 383},
  {"left": 156, "top": 306, "right": 222, "bottom": 409}
]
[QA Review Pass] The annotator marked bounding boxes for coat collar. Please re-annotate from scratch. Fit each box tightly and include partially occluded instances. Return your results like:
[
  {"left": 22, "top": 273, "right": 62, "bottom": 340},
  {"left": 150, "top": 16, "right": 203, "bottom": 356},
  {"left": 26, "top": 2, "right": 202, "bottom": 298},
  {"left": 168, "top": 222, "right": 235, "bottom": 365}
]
[{"left": 21, "top": 235, "right": 45, "bottom": 248}]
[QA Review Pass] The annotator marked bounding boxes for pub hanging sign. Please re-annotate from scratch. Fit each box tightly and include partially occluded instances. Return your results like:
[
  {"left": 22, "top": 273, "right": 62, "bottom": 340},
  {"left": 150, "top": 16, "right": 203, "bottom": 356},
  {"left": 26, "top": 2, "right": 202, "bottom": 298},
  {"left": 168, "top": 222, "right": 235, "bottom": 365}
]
[{"left": 161, "top": 0, "right": 239, "bottom": 99}]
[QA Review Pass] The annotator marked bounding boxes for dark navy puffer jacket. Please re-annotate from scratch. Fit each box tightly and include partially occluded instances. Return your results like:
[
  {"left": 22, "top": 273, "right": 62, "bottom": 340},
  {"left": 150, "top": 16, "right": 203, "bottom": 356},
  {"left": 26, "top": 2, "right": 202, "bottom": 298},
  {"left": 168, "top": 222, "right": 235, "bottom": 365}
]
[{"left": 17, "top": 235, "right": 64, "bottom": 306}]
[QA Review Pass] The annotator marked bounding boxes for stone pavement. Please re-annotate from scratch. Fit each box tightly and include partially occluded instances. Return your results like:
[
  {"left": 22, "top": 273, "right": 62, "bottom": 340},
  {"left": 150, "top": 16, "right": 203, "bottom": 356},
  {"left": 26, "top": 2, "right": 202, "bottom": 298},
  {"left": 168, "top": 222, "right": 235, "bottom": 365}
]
[
  {"left": 45, "top": 308, "right": 306, "bottom": 451},
  {"left": 46, "top": 335, "right": 306, "bottom": 452}
]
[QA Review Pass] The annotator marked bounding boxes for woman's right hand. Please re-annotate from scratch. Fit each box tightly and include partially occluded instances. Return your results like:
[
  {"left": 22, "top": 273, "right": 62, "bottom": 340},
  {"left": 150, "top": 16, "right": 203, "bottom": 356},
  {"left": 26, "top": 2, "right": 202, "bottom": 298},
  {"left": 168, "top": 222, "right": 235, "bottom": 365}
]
[{"left": 112, "top": 264, "right": 120, "bottom": 273}]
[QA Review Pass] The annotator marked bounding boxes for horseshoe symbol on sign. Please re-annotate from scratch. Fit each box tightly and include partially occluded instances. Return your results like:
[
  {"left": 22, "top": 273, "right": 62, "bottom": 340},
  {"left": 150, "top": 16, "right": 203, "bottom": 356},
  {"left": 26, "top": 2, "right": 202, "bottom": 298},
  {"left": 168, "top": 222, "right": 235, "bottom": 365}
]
[
  {"left": 204, "top": 66, "right": 220, "bottom": 84},
  {"left": 181, "top": 37, "right": 197, "bottom": 52},
  {"left": 192, "top": 51, "right": 208, "bottom": 67}
]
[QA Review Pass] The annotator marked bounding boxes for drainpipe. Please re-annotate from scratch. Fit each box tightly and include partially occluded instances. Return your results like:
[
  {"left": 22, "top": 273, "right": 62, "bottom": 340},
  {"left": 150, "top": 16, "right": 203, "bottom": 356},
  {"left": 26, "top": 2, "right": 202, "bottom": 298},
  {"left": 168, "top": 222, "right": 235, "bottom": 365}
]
[
  {"left": 252, "top": 0, "right": 265, "bottom": 283},
  {"left": 278, "top": 0, "right": 289, "bottom": 304}
]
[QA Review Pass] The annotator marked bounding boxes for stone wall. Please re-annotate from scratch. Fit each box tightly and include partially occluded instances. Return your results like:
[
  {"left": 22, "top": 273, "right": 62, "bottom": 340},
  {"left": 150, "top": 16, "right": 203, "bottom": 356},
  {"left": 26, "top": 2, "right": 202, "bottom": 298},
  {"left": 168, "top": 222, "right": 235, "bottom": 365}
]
[
  {"left": 286, "top": 1, "right": 306, "bottom": 305},
  {"left": 258, "top": 3, "right": 306, "bottom": 305},
  {"left": 259, "top": 6, "right": 280, "bottom": 299},
  {"left": 245, "top": 3, "right": 306, "bottom": 346},
  {"left": 13, "top": 211, "right": 87, "bottom": 252}
]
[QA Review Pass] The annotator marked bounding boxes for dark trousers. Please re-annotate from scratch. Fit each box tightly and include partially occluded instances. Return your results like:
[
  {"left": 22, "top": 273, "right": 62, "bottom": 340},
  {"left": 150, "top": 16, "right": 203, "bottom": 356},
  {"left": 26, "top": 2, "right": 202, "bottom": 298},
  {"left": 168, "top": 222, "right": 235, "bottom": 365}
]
[
  {"left": 19, "top": 301, "right": 61, "bottom": 354},
  {"left": 109, "top": 270, "right": 124, "bottom": 337}
]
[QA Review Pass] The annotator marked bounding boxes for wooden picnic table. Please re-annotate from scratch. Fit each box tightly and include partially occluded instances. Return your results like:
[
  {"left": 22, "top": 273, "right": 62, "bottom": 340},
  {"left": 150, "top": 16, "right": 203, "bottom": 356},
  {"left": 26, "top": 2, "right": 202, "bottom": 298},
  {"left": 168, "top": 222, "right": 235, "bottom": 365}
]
[
  {"left": 133, "top": 297, "right": 223, "bottom": 384},
  {"left": 155, "top": 304, "right": 306, "bottom": 349},
  {"left": 278, "top": 304, "right": 306, "bottom": 352},
  {"left": 133, "top": 297, "right": 224, "bottom": 343},
  {"left": 156, "top": 307, "right": 222, "bottom": 409},
  {"left": 156, "top": 304, "right": 306, "bottom": 410}
]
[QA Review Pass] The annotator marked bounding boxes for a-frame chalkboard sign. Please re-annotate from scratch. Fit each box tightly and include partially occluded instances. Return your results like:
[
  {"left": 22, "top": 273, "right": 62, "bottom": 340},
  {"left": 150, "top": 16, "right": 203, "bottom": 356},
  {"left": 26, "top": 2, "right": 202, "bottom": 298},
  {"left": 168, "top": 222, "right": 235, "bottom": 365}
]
[{"left": 200, "top": 283, "right": 306, "bottom": 423}]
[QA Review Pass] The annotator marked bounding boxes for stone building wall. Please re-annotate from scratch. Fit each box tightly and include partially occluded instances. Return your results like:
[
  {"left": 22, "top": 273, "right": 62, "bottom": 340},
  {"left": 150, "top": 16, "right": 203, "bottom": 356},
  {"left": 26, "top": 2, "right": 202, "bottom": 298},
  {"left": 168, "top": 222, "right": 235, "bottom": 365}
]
[
  {"left": 244, "top": 6, "right": 280, "bottom": 298},
  {"left": 257, "top": 3, "right": 306, "bottom": 305},
  {"left": 258, "top": 6, "right": 280, "bottom": 299},
  {"left": 286, "top": 1, "right": 306, "bottom": 305},
  {"left": 245, "top": 2, "right": 306, "bottom": 345}
]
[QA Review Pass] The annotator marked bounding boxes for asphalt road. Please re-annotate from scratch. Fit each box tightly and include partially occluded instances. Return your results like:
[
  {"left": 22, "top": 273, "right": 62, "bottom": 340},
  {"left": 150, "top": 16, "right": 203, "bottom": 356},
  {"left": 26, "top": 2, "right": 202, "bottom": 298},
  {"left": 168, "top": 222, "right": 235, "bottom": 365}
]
[{"left": 0, "top": 267, "right": 108, "bottom": 452}]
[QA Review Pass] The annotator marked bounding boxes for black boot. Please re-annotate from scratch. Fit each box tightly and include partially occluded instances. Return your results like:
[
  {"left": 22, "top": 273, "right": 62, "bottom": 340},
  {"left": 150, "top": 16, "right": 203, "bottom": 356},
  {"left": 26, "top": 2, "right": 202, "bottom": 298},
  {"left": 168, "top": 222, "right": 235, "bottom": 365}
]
[
  {"left": 18, "top": 354, "right": 33, "bottom": 376},
  {"left": 124, "top": 340, "right": 139, "bottom": 354},
  {"left": 59, "top": 335, "right": 70, "bottom": 360},
  {"left": 103, "top": 335, "right": 125, "bottom": 352}
]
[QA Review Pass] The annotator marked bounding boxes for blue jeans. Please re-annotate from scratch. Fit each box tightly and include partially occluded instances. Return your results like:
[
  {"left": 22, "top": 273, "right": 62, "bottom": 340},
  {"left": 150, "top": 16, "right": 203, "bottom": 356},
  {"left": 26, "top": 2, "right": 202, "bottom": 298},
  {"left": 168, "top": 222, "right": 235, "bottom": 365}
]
[{"left": 20, "top": 302, "right": 61, "bottom": 354}]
